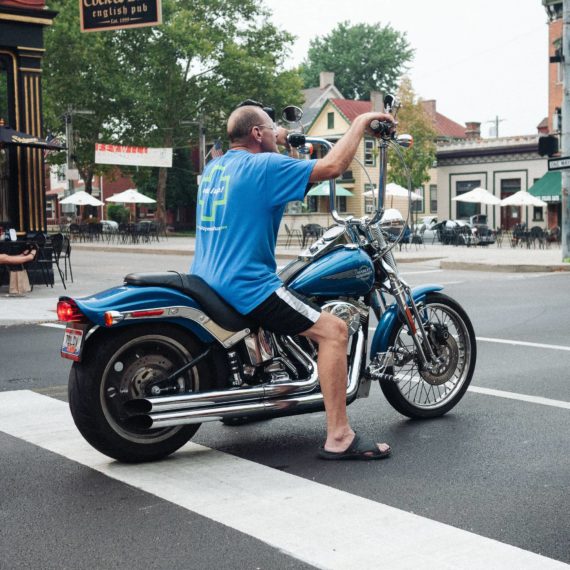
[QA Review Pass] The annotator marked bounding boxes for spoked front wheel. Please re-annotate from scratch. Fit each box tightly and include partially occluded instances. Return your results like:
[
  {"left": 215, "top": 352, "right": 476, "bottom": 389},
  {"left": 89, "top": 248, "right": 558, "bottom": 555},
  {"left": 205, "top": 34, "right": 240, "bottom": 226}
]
[{"left": 380, "top": 292, "right": 476, "bottom": 418}]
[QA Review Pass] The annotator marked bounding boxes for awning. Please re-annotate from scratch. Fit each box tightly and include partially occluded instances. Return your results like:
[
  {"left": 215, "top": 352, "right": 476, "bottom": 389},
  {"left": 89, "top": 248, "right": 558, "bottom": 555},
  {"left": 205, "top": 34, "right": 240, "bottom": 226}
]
[
  {"left": 0, "top": 126, "right": 66, "bottom": 151},
  {"left": 528, "top": 171, "right": 561, "bottom": 203},
  {"left": 307, "top": 181, "right": 354, "bottom": 197}
]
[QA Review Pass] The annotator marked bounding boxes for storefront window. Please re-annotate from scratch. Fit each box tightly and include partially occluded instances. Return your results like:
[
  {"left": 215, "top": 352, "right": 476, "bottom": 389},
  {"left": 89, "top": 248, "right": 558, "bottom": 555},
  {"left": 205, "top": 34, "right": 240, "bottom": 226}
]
[
  {"left": 456, "top": 180, "right": 480, "bottom": 219},
  {"left": 430, "top": 184, "right": 437, "bottom": 213}
]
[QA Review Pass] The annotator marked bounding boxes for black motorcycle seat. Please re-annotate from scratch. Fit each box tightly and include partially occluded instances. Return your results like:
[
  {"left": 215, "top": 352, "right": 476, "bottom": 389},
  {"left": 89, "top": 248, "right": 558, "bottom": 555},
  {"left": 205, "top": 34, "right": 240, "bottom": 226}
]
[{"left": 124, "top": 272, "right": 255, "bottom": 333}]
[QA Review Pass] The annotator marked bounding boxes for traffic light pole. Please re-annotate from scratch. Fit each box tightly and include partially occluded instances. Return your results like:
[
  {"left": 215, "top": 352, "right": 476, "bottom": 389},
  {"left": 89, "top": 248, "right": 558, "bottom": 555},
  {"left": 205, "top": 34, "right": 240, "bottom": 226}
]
[{"left": 560, "top": 0, "right": 570, "bottom": 262}]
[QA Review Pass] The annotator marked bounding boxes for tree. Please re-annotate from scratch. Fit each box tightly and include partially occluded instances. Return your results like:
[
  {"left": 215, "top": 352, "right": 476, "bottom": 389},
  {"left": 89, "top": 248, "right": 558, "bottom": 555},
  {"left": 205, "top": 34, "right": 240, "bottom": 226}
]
[
  {"left": 299, "top": 21, "right": 414, "bottom": 100},
  {"left": 388, "top": 78, "right": 437, "bottom": 192},
  {"left": 43, "top": 0, "right": 303, "bottom": 222},
  {"left": 43, "top": 4, "right": 131, "bottom": 194},
  {"left": 115, "top": 0, "right": 303, "bottom": 222}
]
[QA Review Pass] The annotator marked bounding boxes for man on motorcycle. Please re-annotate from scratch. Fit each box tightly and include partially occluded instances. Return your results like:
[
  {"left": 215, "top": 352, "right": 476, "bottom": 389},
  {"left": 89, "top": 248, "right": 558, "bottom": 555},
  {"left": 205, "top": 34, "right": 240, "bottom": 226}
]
[{"left": 192, "top": 102, "right": 393, "bottom": 460}]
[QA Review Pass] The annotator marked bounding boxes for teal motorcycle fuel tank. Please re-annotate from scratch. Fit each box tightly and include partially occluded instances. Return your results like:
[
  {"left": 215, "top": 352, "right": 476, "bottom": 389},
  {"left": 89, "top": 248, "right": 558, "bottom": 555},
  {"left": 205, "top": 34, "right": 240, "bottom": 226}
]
[{"left": 287, "top": 247, "right": 375, "bottom": 298}]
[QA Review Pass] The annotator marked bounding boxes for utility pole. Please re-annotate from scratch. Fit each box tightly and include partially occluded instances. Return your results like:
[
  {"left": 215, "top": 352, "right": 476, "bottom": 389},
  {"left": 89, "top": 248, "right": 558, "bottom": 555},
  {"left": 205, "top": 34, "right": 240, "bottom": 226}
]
[
  {"left": 486, "top": 115, "right": 505, "bottom": 138},
  {"left": 62, "top": 107, "right": 94, "bottom": 214},
  {"left": 560, "top": 0, "right": 570, "bottom": 262},
  {"left": 180, "top": 116, "right": 206, "bottom": 175}
]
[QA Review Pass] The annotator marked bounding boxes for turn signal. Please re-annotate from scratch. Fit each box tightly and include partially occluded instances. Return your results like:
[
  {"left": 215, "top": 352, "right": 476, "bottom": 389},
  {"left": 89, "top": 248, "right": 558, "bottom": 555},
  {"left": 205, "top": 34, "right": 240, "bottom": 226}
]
[{"left": 57, "top": 299, "right": 86, "bottom": 323}]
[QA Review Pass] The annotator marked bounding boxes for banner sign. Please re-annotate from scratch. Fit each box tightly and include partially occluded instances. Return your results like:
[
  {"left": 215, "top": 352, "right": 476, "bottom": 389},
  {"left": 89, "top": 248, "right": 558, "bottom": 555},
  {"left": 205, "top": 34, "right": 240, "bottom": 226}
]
[
  {"left": 95, "top": 143, "right": 172, "bottom": 168},
  {"left": 80, "top": 0, "right": 162, "bottom": 33}
]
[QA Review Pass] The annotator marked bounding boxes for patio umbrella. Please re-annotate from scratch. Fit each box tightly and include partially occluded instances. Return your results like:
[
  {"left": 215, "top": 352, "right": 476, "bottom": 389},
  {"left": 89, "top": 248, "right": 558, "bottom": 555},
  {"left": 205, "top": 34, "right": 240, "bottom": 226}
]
[
  {"left": 105, "top": 189, "right": 156, "bottom": 204},
  {"left": 452, "top": 186, "right": 501, "bottom": 205},
  {"left": 59, "top": 190, "right": 103, "bottom": 206},
  {"left": 380, "top": 208, "right": 404, "bottom": 223},
  {"left": 306, "top": 182, "right": 354, "bottom": 196},
  {"left": 364, "top": 182, "right": 423, "bottom": 201},
  {"left": 500, "top": 191, "right": 547, "bottom": 208}
]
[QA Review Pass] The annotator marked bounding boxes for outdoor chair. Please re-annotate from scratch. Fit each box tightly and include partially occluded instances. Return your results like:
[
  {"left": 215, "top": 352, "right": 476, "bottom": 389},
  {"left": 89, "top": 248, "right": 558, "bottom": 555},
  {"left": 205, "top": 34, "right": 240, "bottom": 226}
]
[
  {"left": 546, "top": 226, "right": 560, "bottom": 246},
  {"left": 529, "top": 226, "right": 546, "bottom": 249},
  {"left": 284, "top": 223, "right": 302, "bottom": 247},
  {"left": 69, "top": 223, "right": 81, "bottom": 242},
  {"left": 48, "top": 233, "right": 68, "bottom": 288},
  {"left": 25, "top": 235, "right": 54, "bottom": 288},
  {"left": 495, "top": 228, "right": 503, "bottom": 248},
  {"left": 301, "top": 224, "right": 323, "bottom": 248}
]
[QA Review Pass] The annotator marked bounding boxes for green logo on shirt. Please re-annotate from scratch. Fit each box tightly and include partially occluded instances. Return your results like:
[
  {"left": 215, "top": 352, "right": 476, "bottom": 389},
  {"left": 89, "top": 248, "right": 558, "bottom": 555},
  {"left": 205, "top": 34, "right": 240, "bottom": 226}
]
[{"left": 199, "top": 165, "right": 230, "bottom": 222}]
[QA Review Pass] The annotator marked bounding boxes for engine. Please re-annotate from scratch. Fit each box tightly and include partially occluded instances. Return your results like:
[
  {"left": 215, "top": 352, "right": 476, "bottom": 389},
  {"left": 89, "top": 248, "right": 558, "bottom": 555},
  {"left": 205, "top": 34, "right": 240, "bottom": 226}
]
[{"left": 321, "top": 299, "right": 368, "bottom": 336}]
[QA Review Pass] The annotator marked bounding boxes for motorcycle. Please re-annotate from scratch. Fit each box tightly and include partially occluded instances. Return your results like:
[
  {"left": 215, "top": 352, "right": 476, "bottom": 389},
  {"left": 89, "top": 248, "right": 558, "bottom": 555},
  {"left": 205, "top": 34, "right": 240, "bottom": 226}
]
[{"left": 57, "top": 95, "right": 477, "bottom": 463}]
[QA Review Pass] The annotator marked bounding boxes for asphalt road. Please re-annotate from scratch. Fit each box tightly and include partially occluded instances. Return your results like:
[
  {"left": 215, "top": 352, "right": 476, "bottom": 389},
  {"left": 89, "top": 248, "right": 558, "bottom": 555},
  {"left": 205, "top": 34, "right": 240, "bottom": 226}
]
[{"left": 1, "top": 263, "right": 569, "bottom": 569}]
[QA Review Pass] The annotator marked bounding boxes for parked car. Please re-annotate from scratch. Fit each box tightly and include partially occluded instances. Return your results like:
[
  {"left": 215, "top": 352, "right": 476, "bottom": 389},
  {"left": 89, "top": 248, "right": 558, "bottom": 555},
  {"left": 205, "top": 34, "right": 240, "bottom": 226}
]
[{"left": 468, "top": 214, "right": 496, "bottom": 246}]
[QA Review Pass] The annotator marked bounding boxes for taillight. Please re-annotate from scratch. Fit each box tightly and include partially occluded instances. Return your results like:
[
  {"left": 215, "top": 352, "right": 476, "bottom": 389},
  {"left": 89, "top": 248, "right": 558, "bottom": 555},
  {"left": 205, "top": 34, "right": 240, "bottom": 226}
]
[{"left": 57, "top": 299, "right": 87, "bottom": 323}]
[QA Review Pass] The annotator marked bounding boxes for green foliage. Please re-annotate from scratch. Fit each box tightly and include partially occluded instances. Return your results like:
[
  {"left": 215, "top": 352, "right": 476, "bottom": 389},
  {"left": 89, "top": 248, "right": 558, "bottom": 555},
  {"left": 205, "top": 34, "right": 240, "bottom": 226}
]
[
  {"left": 299, "top": 21, "right": 414, "bottom": 100},
  {"left": 42, "top": 0, "right": 303, "bottom": 222},
  {"left": 130, "top": 148, "right": 198, "bottom": 209},
  {"left": 106, "top": 204, "right": 130, "bottom": 224},
  {"left": 388, "top": 78, "right": 437, "bottom": 190}
]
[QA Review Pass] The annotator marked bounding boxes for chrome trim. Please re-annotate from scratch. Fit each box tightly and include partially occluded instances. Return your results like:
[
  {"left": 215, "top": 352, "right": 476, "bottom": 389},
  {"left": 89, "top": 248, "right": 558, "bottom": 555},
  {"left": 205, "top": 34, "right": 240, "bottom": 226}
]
[
  {"left": 129, "top": 329, "right": 366, "bottom": 429},
  {"left": 118, "top": 305, "right": 250, "bottom": 348}
]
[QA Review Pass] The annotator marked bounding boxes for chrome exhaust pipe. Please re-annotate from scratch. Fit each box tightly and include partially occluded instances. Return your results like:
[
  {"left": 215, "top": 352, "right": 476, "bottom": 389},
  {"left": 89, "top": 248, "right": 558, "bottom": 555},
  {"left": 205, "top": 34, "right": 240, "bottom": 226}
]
[
  {"left": 129, "top": 330, "right": 366, "bottom": 430},
  {"left": 125, "top": 335, "right": 318, "bottom": 415}
]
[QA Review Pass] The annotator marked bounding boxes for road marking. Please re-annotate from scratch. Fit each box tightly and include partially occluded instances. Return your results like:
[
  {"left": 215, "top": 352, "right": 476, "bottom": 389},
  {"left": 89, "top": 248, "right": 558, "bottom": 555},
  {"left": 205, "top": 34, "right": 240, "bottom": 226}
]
[
  {"left": 468, "top": 386, "right": 570, "bottom": 410},
  {"left": 0, "top": 390, "right": 567, "bottom": 570},
  {"left": 477, "top": 336, "right": 570, "bottom": 352}
]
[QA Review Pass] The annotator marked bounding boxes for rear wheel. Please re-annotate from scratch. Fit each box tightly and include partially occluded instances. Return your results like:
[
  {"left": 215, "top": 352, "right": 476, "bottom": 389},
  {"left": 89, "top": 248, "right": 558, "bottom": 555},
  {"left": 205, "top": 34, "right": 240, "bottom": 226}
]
[
  {"left": 69, "top": 324, "right": 213, "bottom": 462},
  {"left": 380, "top": 292, "right": 476, "bottom": 418}
]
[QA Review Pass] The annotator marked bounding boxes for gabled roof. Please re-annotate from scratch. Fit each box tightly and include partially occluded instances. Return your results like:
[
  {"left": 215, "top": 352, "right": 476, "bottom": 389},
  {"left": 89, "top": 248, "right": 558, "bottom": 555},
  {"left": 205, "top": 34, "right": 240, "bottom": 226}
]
[
  {"left": 433, "top": 112, "right": 466, "bottom": 139},
  {"left": 330, "top": 99, "right": 372, "bottom": 123},
  {"left": 320, "top": 98, "right": 466, "bottom": 139}
]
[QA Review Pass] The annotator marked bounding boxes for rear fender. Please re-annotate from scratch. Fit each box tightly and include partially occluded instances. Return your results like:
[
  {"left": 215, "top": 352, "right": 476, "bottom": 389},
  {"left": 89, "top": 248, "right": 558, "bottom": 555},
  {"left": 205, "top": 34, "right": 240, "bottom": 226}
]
[
  {"left": 370, "top": 284, "right": 443, "bottom": 355},
  {"left": 66, "top": 285, "right": 216, "bottom": 343}
]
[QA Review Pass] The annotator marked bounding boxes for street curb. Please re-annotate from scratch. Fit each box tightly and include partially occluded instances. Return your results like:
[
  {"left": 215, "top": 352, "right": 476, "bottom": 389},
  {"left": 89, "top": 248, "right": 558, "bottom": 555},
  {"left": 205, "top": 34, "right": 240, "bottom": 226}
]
[
  {"left": 440, "top": 261, "right": 570, "bottom": 273},
  {"left": 72, "top": 243, "right": 569, "bottom": 272}
]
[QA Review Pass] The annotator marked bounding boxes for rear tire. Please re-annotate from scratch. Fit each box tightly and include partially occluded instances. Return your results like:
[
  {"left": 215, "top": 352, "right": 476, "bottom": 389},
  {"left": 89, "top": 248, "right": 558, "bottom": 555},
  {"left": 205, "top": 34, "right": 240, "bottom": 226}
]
[
  {"left": 69, "top": 324, "right": 213, "bottom": 463},
  {"left": 380, "top": 292, "right": 476, "bottom": 419}
]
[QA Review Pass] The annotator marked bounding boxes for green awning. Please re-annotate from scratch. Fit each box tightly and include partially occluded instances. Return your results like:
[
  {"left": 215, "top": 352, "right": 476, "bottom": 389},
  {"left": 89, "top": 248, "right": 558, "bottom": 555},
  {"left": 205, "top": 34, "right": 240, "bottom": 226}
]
[
  {"left": 306, "top": 182, "right": 354, "bottom": 197},
  {"left": 528, "top": 171, "right": 560, "bottom": 202}
]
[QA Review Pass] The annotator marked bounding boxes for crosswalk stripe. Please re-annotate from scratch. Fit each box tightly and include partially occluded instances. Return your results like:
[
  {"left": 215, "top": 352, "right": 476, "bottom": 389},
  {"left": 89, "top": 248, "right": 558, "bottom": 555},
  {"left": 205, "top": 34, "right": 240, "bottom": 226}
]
[{"left": 0, "top": 390, "right": 567, "bottom": 570}]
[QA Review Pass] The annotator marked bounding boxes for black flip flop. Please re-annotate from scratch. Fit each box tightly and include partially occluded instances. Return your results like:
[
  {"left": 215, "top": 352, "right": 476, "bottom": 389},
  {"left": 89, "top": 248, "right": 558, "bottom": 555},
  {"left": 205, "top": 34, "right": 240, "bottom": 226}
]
[{"left": 318, "top": 433, "right": 391, "bottom": 461}]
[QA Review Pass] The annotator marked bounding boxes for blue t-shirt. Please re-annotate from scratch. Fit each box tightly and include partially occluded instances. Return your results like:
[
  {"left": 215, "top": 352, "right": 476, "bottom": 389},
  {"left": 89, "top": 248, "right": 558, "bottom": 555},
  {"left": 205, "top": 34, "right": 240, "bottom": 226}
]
[{"left": 191, "top": 150, "right": 316, "bottom": 314}]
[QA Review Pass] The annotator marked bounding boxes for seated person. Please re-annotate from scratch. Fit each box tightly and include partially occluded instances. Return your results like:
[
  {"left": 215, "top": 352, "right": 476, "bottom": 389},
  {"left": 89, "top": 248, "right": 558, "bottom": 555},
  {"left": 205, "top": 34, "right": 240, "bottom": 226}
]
[{"left": 0, "top": 247, "right": 37, "bottom": 266}]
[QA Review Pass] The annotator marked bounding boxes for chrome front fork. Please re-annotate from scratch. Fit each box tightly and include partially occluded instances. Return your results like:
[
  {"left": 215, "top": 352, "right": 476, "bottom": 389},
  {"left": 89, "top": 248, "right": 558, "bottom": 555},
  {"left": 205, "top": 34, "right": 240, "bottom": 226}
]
[{"left": 382, "top": 261, "right": 438, "bottom": 369}]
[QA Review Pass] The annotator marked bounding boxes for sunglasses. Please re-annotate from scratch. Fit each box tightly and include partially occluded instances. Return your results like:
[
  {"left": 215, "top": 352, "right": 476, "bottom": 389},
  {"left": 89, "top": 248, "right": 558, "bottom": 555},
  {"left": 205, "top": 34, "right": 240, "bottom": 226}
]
[{"left": 236, "top": 99, "right": 275, "bottom": 122}]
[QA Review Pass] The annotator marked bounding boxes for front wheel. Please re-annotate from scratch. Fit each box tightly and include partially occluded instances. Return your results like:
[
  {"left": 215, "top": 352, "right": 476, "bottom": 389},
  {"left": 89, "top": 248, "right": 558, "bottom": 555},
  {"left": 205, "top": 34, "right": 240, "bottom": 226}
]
[
  {"left": 380, "top": 292, "right": 476, "bottom": 419},
  {"left": 69, "top": 324, "right": 213, "bottom": 463}
]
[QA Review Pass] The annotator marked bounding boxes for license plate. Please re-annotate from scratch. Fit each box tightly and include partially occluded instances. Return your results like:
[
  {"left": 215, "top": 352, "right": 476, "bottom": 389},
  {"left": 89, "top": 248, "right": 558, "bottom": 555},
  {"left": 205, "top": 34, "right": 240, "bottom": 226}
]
[{"left": 61, "top": 327, "right": 84, "bottom": 361}]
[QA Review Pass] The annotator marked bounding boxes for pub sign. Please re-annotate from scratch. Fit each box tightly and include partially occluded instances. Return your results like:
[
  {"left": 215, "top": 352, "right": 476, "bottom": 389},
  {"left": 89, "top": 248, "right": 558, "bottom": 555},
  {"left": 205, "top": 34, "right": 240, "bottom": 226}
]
[{"left": 80, "top": 0, "right": 162, "bottom": 32}]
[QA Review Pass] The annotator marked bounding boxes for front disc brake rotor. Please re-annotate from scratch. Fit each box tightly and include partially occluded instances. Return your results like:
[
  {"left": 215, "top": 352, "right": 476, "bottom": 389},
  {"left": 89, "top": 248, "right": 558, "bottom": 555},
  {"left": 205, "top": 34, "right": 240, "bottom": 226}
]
[{"left": 420, "top": 334, "right": 459, "bottom": 386}]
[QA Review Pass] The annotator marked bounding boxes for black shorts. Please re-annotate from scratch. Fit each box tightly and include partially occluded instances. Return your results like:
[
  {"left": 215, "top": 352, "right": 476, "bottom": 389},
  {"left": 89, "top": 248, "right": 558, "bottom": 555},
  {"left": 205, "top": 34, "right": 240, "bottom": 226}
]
[{"left": 246, "top": 286, "right": 321, "bottom": 335}]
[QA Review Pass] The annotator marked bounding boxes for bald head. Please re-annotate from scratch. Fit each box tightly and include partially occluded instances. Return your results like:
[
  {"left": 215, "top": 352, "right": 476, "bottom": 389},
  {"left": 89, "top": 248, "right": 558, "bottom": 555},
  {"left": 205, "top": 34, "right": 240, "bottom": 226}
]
[{"left": 227, "top": 106, "right": 267, "bottom": 143}]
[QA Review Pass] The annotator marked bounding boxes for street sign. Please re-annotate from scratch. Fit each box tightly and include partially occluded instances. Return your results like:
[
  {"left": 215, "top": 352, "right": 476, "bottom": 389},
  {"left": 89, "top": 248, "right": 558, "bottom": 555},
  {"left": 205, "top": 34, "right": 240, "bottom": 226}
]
[{"left": 548, "top": 156, "right": 570, "bottom": 170}]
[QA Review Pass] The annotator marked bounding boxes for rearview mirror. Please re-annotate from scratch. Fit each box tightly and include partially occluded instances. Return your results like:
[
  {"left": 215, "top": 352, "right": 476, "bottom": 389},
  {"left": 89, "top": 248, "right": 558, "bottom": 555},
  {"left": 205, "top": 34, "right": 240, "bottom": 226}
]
[
  {"left": 282, "top": 106, "right": 303, "bottom": 123},
  {"left": 383, "top": 94, "right": 400, "bottom": 114}
]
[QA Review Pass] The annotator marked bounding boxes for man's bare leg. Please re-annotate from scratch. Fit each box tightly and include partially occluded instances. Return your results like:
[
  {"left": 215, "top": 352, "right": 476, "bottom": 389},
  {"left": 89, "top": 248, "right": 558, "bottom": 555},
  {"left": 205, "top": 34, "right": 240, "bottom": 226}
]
[{"left": 302, "top": 311, "right": 390, "bottom": 455}]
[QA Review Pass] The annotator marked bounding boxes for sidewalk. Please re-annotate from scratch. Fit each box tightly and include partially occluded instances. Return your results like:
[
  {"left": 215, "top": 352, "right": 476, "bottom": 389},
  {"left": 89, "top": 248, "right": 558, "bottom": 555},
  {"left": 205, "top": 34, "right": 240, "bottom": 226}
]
[{"left": 1, "top": 237, "right": 568, "bottom": 326}]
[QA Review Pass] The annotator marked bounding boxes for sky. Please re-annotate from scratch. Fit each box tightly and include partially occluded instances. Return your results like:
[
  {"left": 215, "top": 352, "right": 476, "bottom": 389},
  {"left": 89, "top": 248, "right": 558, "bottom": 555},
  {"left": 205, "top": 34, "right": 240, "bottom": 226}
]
[{"left": 262, "top": 0, "right": 549, "bottom": 138}]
